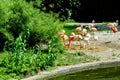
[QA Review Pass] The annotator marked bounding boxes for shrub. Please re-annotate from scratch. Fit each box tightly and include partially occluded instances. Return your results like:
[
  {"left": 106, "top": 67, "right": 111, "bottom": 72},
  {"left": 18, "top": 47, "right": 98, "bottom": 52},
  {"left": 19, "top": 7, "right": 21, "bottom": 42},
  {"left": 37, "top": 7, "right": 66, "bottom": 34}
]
[
  {"left": 0, "top": 0, "right": 65, "bottom": 79},
  {"left": 0, "top": 0, "right": 64, "bottom": 53},
  {"left": 0, "top": 29, "right": 63, "bottom": 79}
]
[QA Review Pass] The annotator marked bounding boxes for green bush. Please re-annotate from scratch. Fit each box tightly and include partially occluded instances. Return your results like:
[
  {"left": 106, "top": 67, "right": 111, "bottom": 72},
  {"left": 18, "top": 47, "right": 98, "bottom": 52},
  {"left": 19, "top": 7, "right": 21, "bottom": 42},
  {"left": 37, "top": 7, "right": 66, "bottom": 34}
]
[
  {"left": 0, "top": 0, "right": 64, "bottom": 52},
  {"left": 0, "top": 0, "right": 65, "bottom": 79},
  {"left": 0, "top": 29, "right": 63, "bottom": 79}
]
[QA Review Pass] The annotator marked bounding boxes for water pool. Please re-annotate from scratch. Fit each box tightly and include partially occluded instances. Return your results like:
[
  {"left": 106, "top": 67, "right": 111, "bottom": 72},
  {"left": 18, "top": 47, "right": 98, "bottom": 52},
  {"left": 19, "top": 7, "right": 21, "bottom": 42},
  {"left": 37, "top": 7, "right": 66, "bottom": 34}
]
[{"left": 48, "top": 66, "right": 120, "bottom": 80}]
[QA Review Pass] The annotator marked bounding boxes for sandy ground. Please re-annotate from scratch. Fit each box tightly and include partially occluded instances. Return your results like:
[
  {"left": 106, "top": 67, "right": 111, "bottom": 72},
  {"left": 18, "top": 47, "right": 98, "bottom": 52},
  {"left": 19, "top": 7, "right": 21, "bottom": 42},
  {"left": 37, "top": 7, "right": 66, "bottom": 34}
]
[{"left": 67, "top": 31, "right": 120, "bottom": 60}]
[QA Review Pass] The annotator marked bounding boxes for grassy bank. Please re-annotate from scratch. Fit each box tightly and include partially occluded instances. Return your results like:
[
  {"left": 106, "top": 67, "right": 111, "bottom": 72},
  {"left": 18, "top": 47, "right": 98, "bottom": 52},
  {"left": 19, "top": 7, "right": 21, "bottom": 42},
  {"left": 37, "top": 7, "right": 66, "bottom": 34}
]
[
  {"left": 56, "top": 51, "right": 100, "bottom": 66},
  {"left": 45, "top": 51, "right": 100, "bottom": 71}
]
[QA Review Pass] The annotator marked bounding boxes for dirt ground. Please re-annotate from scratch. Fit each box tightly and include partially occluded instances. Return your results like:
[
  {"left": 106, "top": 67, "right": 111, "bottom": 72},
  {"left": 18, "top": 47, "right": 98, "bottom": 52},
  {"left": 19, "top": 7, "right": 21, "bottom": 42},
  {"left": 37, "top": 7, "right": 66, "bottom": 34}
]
[{"left": 67, "top": 32, "right": 120, "bottom": 61}]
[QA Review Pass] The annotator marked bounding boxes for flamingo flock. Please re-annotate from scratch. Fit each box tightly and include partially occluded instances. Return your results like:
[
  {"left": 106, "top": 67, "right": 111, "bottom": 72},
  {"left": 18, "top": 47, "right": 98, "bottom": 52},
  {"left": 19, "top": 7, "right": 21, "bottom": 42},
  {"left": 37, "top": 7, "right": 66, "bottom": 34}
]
[{"left": 58, "top": 20, "right": 119, "bottom": 49}]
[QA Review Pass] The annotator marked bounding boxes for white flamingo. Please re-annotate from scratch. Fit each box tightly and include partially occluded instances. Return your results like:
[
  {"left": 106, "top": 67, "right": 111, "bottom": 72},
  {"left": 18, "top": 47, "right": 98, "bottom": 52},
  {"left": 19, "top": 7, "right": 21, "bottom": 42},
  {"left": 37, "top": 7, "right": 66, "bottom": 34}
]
[{"left": 82, "top": 33, "right": 92, "bottom": 48}]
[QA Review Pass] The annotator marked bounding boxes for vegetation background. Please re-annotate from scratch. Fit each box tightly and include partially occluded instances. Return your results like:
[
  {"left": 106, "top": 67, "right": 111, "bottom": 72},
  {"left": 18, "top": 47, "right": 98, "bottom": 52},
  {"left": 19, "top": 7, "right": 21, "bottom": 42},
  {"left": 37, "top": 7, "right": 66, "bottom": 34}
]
[{"left": 0, "top": 0, "right": 82, "bottom": 79}]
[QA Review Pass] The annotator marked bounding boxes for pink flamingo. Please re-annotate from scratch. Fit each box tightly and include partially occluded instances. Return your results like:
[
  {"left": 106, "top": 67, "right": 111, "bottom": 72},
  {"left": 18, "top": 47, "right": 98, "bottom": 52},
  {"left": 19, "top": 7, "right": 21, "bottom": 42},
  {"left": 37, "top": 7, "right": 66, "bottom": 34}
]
[
  {"left": 57, "top": 30, "right": 69, "bottom": 47},
  {"left": 106, "top": 20, "right": 119, "bottom": 40},
  {"left": 68, "top": 32, "right": 83, "bottom": 48}
]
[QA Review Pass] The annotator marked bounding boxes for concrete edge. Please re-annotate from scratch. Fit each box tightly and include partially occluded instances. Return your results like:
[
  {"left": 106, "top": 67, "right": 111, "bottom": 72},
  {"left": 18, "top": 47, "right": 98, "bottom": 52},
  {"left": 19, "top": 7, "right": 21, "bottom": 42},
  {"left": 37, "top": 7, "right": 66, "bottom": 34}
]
[{"left": 20, "top": 59, "right": 120, "bottom": 80}]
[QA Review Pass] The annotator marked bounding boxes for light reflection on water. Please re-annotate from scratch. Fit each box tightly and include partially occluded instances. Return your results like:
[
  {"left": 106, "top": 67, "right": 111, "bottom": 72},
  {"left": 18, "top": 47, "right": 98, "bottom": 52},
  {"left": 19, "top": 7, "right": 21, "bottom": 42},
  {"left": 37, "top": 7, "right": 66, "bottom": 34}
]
[{"left": 48, "top": 66, "right": 120, "bottom": 80}]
